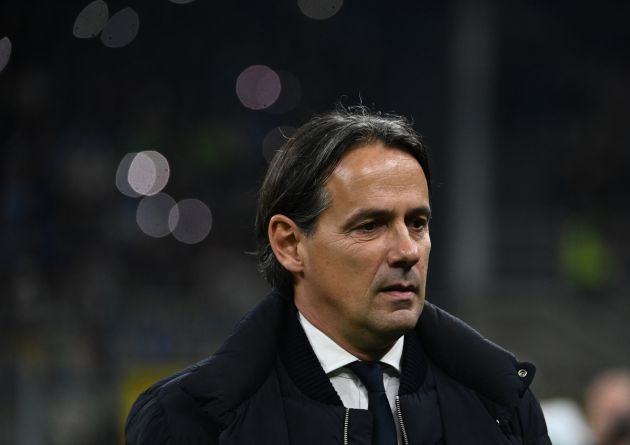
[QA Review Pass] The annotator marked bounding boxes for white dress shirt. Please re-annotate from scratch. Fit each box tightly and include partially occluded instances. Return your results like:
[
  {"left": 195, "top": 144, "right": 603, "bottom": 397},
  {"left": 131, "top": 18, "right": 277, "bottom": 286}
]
[{"left": 298, "top": 312, "right": 404, "bottom": 443}]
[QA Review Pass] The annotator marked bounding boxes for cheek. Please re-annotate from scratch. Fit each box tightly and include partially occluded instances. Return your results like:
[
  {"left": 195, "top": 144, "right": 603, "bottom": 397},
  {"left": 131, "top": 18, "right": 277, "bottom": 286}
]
[
  {"left": 344, "top": 243, "right": 386, "bottom": 280},
  {"left": 329, "top": 237, "right": 381, "bottom": 266},
  {"left": 307, "top": 241, "right": 367, "bottom": 285},
  {"left": 323, "top": 243, "right": 383, "bottom": 294}
]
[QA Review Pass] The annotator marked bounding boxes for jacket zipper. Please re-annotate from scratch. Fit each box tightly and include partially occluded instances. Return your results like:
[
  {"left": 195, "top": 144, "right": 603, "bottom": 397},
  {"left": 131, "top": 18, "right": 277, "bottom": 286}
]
[
  {"left": 345, "top": 402, "right": 409, "bottom": 445},
  {"left": 343, "top": 408, "right": 350, "bottom": 445},
  {"left": 395, "top": 396, "right": 410, "bottom": 445}
]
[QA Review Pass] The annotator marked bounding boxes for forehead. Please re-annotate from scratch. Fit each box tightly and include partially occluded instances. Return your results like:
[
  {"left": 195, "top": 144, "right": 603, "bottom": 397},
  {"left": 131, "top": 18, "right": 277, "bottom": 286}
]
[{"left": 325, "top": 142, "right": 429, "bottom": 209}]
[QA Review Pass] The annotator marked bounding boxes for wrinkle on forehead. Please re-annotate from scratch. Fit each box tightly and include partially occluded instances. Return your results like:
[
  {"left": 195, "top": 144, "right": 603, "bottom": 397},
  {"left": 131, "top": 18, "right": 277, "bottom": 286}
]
[
  {"left": 331, "top": 145, "right": 425, "bottom": 191},
  {"left": 334, "top": 155, "right": 419, "bottom": 183},
  {"left": 323, "top": 143, "right": 429, "bottom": 217}
]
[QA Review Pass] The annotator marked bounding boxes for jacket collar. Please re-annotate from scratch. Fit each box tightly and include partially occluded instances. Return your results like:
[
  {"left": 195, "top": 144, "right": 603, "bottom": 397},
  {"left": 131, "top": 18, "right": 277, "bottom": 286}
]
[
  {"left": 279, "top": 302, "right": 344, "bottom": 405},
  {"left": 177, "top": 289, "right": 288, "bottom": 418},
  {"left": 275, "top": 293, "right": 536, "bottom": 410},
  {"left": 416, "top": 301, "right": 536, "bottom": 409},
  {"left": 192, "top": 290, "right": 534, "bottom": 416},
  {"left": 276, "top": 291, "right": 536, "bottom": 410}
]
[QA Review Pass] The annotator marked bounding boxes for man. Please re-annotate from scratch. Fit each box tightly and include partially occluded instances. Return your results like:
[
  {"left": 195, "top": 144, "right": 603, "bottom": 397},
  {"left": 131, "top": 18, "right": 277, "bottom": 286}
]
[{"left": 126, "top": 106, "right": 551, "bottom": 444}]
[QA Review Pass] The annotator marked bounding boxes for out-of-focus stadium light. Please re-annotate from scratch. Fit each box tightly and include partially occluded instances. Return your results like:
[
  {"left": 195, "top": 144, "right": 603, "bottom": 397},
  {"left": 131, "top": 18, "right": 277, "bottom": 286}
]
[
  {"left": 127, "top": 152, "right": 157, "bottom": 196},
  {"left": 297, "top": 0, "right": 343, "bottom": 20},
  {"left": 136, "top": 193, "right": 178, "bottom": 238},
  {"left": 266, "top": 70, "right": 302, "bottom": 114},
  {"left": 126, "top": 150, "right": 170, "bottom": 197},
  {"left": 100, "top": 7, "right": 139, "bottom": 48},
  {"left": 115, "top": 153, "right": 141, "bottom": 197},
  {"left": 0, "top": 37, "right": 12, "bottom": 74},
  {"left": 144, "top": 151, "right": 170, "bottom": 195},
  {"left": 236, "top": 65, "right": 282, "bottom": 110},
  {"left": 262, "top": 125, "right": 296, "bottom": 162},
  {"left": 73, "top": 0, "right": 109, "bottom": 39},
  {"left": 168, "top": 199, "right": 212, "bottom": 244}
]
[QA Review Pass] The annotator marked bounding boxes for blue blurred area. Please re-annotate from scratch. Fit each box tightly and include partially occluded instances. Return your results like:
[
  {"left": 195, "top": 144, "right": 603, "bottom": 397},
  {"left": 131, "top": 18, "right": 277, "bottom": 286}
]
[{"left": 1, "top": 0, "right": 630, "bottom": 443}]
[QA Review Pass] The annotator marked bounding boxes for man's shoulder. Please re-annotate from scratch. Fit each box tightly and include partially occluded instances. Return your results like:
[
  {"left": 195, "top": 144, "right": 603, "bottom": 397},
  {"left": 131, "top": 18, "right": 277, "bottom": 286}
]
[
  {"left": 125, "top": 290, "right": 290, "bottom": 445},
  {"left": 417, "top": 302, "right": 537, "bottom": 409},
  {"left": 125, "top": 358, "right": 222, "bottom": 445},
  {"left": 417, "top": 303, "right": 550, "bottom": 442}
]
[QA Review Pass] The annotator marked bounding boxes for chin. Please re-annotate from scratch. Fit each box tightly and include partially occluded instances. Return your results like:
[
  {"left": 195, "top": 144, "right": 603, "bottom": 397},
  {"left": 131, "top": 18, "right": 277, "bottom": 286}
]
[{"left": 380, "top": 309, "right": 420, "bottom": 334}]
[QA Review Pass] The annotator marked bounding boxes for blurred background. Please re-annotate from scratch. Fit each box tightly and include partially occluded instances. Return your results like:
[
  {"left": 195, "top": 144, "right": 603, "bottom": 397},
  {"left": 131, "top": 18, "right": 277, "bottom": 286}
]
[{"left": 2, "top": 0, "right": 630, "bottom": 443}]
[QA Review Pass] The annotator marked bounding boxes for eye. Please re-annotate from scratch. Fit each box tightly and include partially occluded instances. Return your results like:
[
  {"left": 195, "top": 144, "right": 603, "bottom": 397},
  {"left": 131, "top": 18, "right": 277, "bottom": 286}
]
[
  {"left": 357, "top": 221, "right": 377, "bottom": 232},
  {"left": 410, "top": 217, "right": 428, "bottom": 231}
]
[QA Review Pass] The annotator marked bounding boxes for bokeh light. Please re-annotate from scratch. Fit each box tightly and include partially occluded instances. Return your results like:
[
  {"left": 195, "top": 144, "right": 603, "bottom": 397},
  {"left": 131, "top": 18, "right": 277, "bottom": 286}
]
[
  {"left": 144, "top": 151, "right": 170, "bottom": 195},
  {"left": 136, "top": 193, "right": 177, "bottom": 238},
  {"left": 168, "top": 199, "right": 212, "bottom": 244},
  {"left": 262, "top": 126, "right": 296, "bottom": 162},
  {"left": 128, "top": 152, "right": 157, "bottom": 196},
  {"left": 115, "top": 153, "right": 141, "bottom": 197},
  {"left": 297, "top": 0, "right": 343, "bottom": 20},
  {"left": 266, "top": 70, "right": 302, "bottom": 114},
  {"left": 235, "top": 65, "right": 282, "bottom": 110},
  {"left": 127, "top": 151, "right": 170, "bottom": 197},
  {"left": 73, "top": 0, "right": 109, "bottom": 39},
  {"left": 100, "top": 7, "right": 139, "bottom": 48},
  {"left": 0, "top": 37, "right": 12, "bottom": 74}
]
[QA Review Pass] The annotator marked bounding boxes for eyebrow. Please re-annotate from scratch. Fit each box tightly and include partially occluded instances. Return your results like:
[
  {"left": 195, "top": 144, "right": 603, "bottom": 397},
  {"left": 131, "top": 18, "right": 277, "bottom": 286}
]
[{"left": 341, "top": 206, "right": 432, "bottom": 231}]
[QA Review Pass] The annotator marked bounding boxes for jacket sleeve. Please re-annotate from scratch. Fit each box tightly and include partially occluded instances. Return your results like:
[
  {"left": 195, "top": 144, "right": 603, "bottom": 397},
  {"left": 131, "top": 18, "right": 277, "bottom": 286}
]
[
  {"left": 518, "top": 389, "right": 552, "bottom": 445},
  {"left": 125, "top": 378, "right": 221, "bottom": 445}
]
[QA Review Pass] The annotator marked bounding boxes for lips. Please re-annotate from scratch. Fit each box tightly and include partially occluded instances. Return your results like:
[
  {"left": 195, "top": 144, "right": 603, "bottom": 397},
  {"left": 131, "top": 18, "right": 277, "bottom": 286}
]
[{"left": 380, "top": 283, "right": 418, "bottom": 294}]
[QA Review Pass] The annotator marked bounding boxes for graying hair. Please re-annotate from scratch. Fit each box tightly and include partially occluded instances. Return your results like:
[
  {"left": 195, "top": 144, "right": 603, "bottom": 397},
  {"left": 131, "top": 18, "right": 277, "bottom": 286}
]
[{"left": 255, "top": 105, "right": 431, "bottom": 294}]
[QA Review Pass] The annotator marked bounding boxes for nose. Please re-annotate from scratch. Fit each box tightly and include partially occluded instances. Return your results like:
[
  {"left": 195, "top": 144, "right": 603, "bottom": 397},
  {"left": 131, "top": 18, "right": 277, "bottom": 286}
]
[{"left": 387, "top": 224, "right": 421, "bottom": 270}]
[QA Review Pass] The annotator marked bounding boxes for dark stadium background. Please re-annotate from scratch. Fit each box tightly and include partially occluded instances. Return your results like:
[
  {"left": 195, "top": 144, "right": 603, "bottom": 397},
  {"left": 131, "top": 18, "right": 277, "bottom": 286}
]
[{"left": 2, "top": 0, "right": 629, "bottom": 443}]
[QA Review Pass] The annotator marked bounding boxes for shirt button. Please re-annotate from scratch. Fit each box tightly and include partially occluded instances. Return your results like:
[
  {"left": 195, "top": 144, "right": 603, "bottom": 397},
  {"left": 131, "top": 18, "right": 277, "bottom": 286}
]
[{"left": 517, "top": 369, "right": 528, "bottom": 378}]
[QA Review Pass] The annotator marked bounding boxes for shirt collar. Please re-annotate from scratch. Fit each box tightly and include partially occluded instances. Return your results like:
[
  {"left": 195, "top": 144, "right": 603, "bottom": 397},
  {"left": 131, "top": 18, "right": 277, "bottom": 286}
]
[{"left": 298, "top": 312, "right": 404, "bottom": 375}]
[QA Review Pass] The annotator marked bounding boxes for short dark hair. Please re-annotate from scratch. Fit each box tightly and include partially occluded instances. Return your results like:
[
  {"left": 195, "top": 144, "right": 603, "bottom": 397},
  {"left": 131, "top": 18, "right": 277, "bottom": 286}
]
[{"left": 255, "top": 105, "right": 431, "bottom": 294}]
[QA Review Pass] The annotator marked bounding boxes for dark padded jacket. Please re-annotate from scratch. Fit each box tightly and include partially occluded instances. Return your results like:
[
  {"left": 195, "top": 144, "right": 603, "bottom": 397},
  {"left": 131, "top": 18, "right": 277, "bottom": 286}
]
[{"left": 126, "top": 291, "right": 551, "bottom": 444}]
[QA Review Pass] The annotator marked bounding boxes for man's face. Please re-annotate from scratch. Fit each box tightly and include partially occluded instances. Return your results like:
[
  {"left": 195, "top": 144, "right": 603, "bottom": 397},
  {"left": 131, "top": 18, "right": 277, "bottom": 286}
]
[{"left": 295, "top": 142, "right": 431, "bottom": 355}]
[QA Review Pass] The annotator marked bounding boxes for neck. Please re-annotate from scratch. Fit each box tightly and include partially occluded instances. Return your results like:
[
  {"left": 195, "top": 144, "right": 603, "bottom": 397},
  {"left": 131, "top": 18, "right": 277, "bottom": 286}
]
[
  {"left": 345, "top": 344, "right": 394, "bottom": 362},
  {"left": 295, "top": 296, "right": 398, "bottom": 362}
]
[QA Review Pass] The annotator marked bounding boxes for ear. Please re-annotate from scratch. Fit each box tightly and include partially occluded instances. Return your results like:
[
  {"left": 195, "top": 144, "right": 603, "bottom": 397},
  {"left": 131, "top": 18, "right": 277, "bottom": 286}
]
[{"left": 268, "top": 215, "right": 305, "bottom": 274}]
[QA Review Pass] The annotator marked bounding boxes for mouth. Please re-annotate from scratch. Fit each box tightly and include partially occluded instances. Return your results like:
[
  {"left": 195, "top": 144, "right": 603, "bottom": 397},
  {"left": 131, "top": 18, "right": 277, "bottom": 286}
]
[{"left": 379, "top": 283, "right": 419, "bottom": 299}]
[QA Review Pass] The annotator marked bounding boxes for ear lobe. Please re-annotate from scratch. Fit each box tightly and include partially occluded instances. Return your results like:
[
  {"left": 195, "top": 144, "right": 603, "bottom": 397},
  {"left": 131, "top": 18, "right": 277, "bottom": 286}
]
[{"left": 268, "top": 215, "right": 304, "bottom": 274}]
